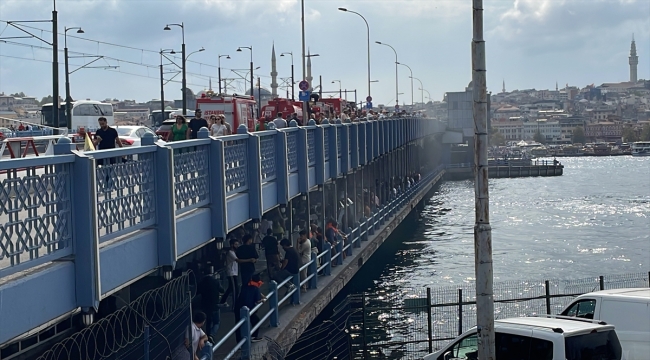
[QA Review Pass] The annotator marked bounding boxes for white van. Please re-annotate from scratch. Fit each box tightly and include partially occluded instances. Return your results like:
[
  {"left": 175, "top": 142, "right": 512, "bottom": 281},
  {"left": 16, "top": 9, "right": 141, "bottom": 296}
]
[{"left": 560, "top": 288, "right": 650, "bottom": 360}]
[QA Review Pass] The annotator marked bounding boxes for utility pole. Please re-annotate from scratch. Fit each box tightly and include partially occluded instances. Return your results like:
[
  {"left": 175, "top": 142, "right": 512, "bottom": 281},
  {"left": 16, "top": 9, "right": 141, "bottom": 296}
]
[
  {"left": 52, "top": 1, "right": 59, "bottom": 130},
  {"left": 301, "top": 0, "right": 308, "bottom": 120},
  {"left": 472, "top": 0, "right": 495, "bottom": 359}
]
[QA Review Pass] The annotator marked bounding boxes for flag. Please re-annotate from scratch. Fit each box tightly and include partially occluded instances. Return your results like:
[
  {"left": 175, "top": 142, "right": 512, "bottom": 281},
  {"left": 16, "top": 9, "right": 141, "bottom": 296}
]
[{"left": 84, "top": 133, "right": 95, "bottom": 151}]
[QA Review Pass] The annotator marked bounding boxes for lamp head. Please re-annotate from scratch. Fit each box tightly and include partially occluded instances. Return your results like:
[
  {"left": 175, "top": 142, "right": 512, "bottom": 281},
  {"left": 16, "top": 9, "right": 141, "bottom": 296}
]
[
  {"left": 226, "top": 55, "right": 231, "bottom": 59},
  {"left": 375, "top": 41, "right": 382, "bottom": 45},
  {"left": 164, "top": 25, "right": 171, "bottom": 31},
  {"left": 170, "top": 50, "right": 176, "bottom": 54},
  {"left": 280, "top": 53, "right": 284, "bottom": 57},
  {"left": 338, "top": 7, "right": 348, "bottom": 11},
  {"left": 237, "top": 48, "right": 243, "bottom": 52},
  {"left": 76, "top": 28, "right": 85, "bottom": 34},
  {"left": 199, "top": 47, "right": 205, "bottom": 52}
]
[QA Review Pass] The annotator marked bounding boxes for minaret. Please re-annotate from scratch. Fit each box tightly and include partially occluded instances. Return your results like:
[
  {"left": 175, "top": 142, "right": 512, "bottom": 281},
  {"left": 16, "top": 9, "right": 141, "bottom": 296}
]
[
  {"left": 555, "top": 81, "right": 558, "bottom": 91},
  {"left": 208, "top": 77, "right": 212, "bottom": 91},
  {"left": 270, "top": 43, "right": 278, "bottom": 98},
  {"left": 502, "top": 79, "right": 505, "bottom": 93},
  {"left": 629, "top": 35, "right": 638, "bottom": 83},
  {"left": 306, "top": 49, "right": 313, "bottom": 92}
]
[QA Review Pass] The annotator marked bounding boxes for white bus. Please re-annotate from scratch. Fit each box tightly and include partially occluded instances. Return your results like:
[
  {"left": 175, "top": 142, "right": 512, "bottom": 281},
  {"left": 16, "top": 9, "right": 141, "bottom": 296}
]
[{"left": 41, "top": 100, "right": 115, "bottom": 132}]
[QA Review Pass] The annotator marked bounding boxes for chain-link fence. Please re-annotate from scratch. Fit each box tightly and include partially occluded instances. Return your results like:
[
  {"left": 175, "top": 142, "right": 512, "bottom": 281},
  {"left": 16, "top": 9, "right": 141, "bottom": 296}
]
[
  {"left": 36, "top": 273, "right": 194, "bottom": 360},
  {"left": 340, "top": 272, "right": 649, "bottom": 360}
]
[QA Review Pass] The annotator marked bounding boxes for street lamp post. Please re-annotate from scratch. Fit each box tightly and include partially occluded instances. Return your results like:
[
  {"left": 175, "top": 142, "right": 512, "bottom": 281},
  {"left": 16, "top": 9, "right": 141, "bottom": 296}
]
[
  {"left": 411, "top": 76, "right": 424, "bottom": 104},
  {"left": 237, "top": 46, "right": 254, "bottom": 116},
  {"left": 64, "top": 27, "right": 84, "bottom": 127},
  {"left": 397, "top": 62, "right": 413, "bottom": 106},
  {"left": 375, "top": 41, "right": 399, "bottom": 108},
  {"left": 218, "top": 54, "right": 230, "bottom": 94},
  {"left": 280, "top": 52, "right": 294, "bottom": 101},
  {"left": 332, "top": 80, "right": 342, "bottom": 98},
  {"left": 3, "top": 0, "right": 60, "bottom": 129},
  {"left": 420, "top": 88, "right": 431, "bottom": 102},
  {"left": 338, "top": 8, "right": 371, "bottom": 104},
  {"left": 163, "top": 22, "right": 187, "bottom": 115}
]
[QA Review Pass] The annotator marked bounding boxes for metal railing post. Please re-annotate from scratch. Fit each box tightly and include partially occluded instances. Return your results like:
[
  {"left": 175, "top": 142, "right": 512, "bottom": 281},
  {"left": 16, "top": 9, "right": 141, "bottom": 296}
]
[
  {"left": 240, "top": 306, "right": 252, "bottom": 360},
  {"left": 545, "top": 280, "right": 551, "bottom": 314},
  {"left": 599, "top": 275, "right": 605, "bottom": 290},
  {"left": 346, "top": 228, "right": 353, "bottom": 256},
  {"left": 270, "top": 280, "right": 279, "bottom": 327},
  {"left": 324, "top": 242, "right": 332, "bottom": 276},
  {"left": 309, "top": 252, "right": 318, "bottom": 289},
  {"left": 427, "top": 288, "right": 433, "bottom": 354},
  {"left": 292, "top": 273, "right": 301, "bottom": 305},
  {"left": 458, "top": 288, "right": 463, "bottom": 336},
  {"left": 336, "top": 238, "right": 343, "bottom": 266}
]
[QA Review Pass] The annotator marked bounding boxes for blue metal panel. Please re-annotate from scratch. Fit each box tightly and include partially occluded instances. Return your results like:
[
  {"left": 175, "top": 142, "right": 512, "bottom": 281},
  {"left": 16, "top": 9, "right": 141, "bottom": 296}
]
[
  {"left": 246, "top": 132, "right": 263, "bottom": 222},
  {"left": 258, "top": 133, "right": 277, "bottom": 182},
  {"left": 261, "top": 182, "right": 279, "bottom": 212},
  {"left": 327, "top": 126, "right": 338, "bottom": 179},
  {"left": 99, "top": 230, "right": 158, "bottom": 296},
  {"left": 296, "top": 127, "right": 309, "bottom": 194},
  {"left": 350, "top": 124, "right": 359, "bottom": 169},
  {"left": 173, "top": 143, "right": 210, "bottom": 216},
  {"left": 223, "top": 137, "right": 249, "bottom": 195},
  {"left": 226, "top": 193, "right": 250, "bottom": 230},
  {"left": 274, "top": 130, "right": 288, "bottom": 205},
  {"left": 324, "top": 165, "right": 330, "bottom": 180},
  {"left": 340, "top": 125, "right": 349, "bottom": 174},
  {"left": 285, "top": 129, "right": 299, "bottom": 172},
  {"left": 153, "top": 142, "right": 177, "bottom": 269},
  {"left": 176, "top": 209, "right": 213, "bottom": 257},
  {"left": 308, "top": 167, "right": 316, "bottom": 188},
  {"left": 358, "top": 122, "right": 366, "bottom": 166},
  {"left": 0, "top": 262, "right": 76, "bottom": 345},
  {"left": 314, "top": 125, "right": 325, "bottom": 185},
  {"left": 287, "top": 173, "right": 300, "bottom": 198},
  {"left": 209, "top": 140, "right": 227, "bottom": 240},
  {"left": 306, "top": 127, "right": 317, "bottom": 166}
]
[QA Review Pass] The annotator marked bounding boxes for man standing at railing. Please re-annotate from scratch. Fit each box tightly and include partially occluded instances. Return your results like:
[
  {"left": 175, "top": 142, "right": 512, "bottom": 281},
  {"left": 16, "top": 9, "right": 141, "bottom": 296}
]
[
  {"left": 234, "top": 273, "right": 266, "bottom": 344},
  {"left": 187, "top": 109, "right": 208, "bottom": 139},
  {"left": 298, "top": 230, "right": 311, "bottom": 292},
  {"left": 93, "top": 117, "right": 123, "bottom": 168},
  {"left": 236, "top": 234, "right": 259, "bottom": 287},
  {"left": 273, "top": 112, "right": 287, "bottom": 129}
]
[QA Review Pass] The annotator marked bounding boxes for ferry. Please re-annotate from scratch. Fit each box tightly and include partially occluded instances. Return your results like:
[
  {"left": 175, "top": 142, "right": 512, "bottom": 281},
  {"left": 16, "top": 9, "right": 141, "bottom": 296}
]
[{"left": 631, "top": 141, "right": 650, "bottom": 156}]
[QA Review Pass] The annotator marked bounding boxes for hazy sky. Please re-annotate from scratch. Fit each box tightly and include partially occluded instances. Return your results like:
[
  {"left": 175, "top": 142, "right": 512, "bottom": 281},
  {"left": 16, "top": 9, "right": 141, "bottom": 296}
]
[{"left": 0, "top": 0, "right": 648, "bottom": 105}]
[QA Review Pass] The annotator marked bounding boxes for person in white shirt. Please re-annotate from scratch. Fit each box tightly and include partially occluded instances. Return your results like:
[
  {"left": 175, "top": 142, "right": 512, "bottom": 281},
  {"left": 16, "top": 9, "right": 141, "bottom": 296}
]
[
  {"left": 219, "top": 238, "right": 255, "bottom": 307},
  {"left": 272, "top": 112, "right": 288, "bottom": 129},
  {"left": 185, "top": 311, "right": 212, "bottom": 360},
  {"left": 298, "top": 230, "right": 312, "bottom": 292},
  {"left": 210, "top": 115, "right": 227, "bottom": 137}
]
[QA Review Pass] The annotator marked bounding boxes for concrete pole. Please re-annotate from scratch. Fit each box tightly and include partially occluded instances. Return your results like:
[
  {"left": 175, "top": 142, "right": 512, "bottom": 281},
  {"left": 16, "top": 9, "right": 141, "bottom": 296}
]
[
  {"left": 472, "top": 1, "right": 495, "bottom": 359},
  {"left": 52, "top": 4, "right": 59, "bottom": 130},
  {"left": 301, "top": 0, "right": 308, "bottom": 119}
]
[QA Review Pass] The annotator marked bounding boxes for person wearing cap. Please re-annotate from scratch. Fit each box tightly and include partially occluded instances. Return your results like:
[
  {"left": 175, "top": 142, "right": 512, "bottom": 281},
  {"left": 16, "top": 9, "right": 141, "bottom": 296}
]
[{"left": 187, "top": 109, "right": 209, "bottom": 139}]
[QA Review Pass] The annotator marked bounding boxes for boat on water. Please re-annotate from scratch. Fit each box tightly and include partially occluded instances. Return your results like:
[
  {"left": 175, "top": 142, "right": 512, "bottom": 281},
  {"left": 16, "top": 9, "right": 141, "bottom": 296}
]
[
  {"left": 592, "top": 142, "right": 611, "bottom": 156},
  {"left": 631, "top": 141, "right": 650, "bottom": 156},
  {"left": 530, "top": 146, "right": 548, "bottom": 158}
]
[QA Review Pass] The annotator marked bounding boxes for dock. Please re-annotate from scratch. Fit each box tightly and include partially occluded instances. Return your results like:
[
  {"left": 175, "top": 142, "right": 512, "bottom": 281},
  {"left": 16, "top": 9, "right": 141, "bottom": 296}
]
[{"left": 445, "top": 160, "right": 564, "bottom": 180}]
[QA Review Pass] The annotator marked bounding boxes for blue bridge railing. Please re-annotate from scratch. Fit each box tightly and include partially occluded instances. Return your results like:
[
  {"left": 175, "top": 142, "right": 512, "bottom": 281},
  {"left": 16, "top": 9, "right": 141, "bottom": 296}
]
[{"left": 0, "top": 117, "right": 445, "bottom": 346}]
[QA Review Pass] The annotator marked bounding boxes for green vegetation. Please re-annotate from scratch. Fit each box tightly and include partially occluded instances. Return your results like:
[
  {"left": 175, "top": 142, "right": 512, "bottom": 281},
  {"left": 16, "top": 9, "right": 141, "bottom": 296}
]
[
  {"left": 572, "top": 126, "right": 586, "bottom": 144},
  {"left": 622, "top": 126, "right": 638, "bottom": 143}
]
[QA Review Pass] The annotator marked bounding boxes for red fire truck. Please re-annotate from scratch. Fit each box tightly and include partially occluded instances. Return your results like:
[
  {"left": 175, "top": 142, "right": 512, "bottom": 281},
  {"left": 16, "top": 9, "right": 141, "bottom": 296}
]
[
  {"left": 196, "top": 94, "right": 257, "bottom": 131},
  {"left": 320, "top": 98, "right": 349, "bottom": 116},
  {"left": 260, "top": 98, "right": 303, "bottom": 121}
]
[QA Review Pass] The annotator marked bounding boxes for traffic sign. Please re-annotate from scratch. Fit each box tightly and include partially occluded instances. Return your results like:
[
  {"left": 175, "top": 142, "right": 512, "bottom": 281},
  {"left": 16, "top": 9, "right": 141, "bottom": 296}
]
[
  {"left": 366, "top": 96, "right": 372, "bottom": 102},
  {"left": 299, "top": 80, "right": 310, "bottom": 91},
  {"left": 366, "top": 102, "right": 372, "bottom": 109},
  {"left": 299, "top": 91, "right": 311, "bottom": 101}
]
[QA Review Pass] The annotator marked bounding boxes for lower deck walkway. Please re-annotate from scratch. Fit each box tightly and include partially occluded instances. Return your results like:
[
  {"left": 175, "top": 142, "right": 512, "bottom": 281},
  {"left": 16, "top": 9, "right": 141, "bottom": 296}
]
[{"left": 208, "top": 168, "right": 446, "bottom": 359}]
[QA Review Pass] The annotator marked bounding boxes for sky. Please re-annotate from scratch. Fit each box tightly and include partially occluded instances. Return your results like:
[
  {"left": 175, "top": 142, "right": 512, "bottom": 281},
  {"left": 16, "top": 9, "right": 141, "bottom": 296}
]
[{"left": 0, "top": 0, "right": 648, "bottom": 106}]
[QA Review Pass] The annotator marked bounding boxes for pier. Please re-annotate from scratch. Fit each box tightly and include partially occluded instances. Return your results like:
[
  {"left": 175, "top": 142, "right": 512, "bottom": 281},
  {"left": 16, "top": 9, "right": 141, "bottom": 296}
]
[
  {"left": 0, "top": 117, "right": 447, "bottom": 358},
  {"left": 444, "top": 160, "right": 564, "bottom": 180}
]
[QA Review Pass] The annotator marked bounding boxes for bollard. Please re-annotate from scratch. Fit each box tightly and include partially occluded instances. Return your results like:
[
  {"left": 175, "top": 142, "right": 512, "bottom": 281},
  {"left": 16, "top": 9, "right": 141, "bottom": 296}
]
[
  {"left": 292, "top": 273, "right": 301, "bottom": 305},
  {"left": 324, "top": 242, "right": 332, "bottom": 276},
  {"left": 309, "top": 252, "right": 318, "bottom": 289},
  {"left": 240, "top": 306, "right": 252, "bottom": 360},
  {"left": 270, "top": 281, "right": 279, "bottom": 327},
  {"left": 336, "top": 238, "right": 344, "bottom": 266}
]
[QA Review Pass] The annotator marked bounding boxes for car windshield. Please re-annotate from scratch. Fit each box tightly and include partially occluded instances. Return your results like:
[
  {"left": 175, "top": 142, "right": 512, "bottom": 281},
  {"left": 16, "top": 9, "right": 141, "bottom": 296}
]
[
  {"left": 565, "top": 330, "right": 622, "bottom": 360},
  {"left": 116, "top": 128, "right": 134, "bottom": 136}
]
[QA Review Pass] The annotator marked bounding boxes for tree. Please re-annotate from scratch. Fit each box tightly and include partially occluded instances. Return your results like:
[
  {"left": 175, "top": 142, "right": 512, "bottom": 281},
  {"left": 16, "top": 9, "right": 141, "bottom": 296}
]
[
  {"left": 490, "top": 129, "right": 505, "bottom": 146},
  {"left": 572, "top": 126, "right": 586, "bottom": 144},
  {"left": 39, "top": 95, "right": 54, "bottom": 105},
  {"left": 640, "top": 124, "right": 650, "bottom": 141},
  {"left": 9, "top": 92, "right": 25, "bottom": 97},
  {"left": 621, "top": 126, "right": 638, "bottom": 143},
  {"left": 533, "top": 130, "right": 546, "bottom": 144}
]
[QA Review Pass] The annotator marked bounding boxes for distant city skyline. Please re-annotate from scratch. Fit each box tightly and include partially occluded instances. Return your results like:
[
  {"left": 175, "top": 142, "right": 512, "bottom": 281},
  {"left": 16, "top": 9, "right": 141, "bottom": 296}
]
[{"left": 0, "top": 0, "right": 648, "bottom": 104}]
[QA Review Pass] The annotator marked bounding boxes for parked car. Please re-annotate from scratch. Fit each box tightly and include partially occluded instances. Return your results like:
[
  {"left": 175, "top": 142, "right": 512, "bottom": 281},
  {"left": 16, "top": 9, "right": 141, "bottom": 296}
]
[
  {"left": 560, "top": 288, "right": 650, "bottom": 360},
  {"left": 0, "top": 127, "right": 13, "bottom": 140},
  {"left": 423, "top": 315, "right": 623, "bottom": 360},
  {"left": 114, "top": 126, "right": 165, "bottom": 146}
]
